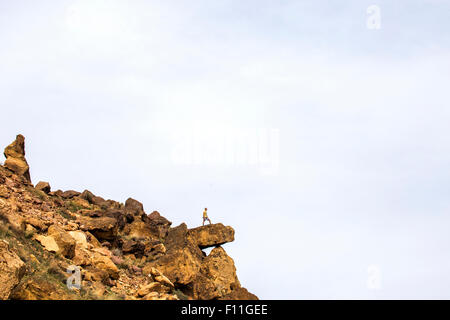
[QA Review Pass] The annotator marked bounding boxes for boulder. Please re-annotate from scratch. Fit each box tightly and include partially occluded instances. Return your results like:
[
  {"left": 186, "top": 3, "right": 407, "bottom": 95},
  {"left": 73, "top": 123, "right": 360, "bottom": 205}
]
[
  {"left": 34, "top": 235, "right": 60, "bottom": 253},
  {"left": 91, "top": 253, "right": 120, "bottom": 280},
  {"left": 47, "top": 225, "right": 76, "bottom": 259},
  {"left": 124, "top": 198, "right": 145, "bottom": 217},
  {"left": 3, "top": 134, "right": 31, "bottom": 182},
  {"left": 188, "top": 223, "right": 235, "bottom": 249},
  {"left": 0, "top": 240, "right": 26, "bottom": 300},
  {"left": 146, "top": 211, "right": 172, "bottom": 239},
  {"left": 78, "top": 216, "right": 118, "bottom": 241},
  {"left": 143, "top": 224, "right": 203, "bottom": 286},
  {"left": 10, "top": 278, "right": 72, "bottom": 300},
  {"left": 68, "top": 230, "right": 89, "bottom": 249},
  {"left": 35, "top": 181, "right": 51, "bottom": 194},
  {"left": 192, "top": 246, "right": 241, "bottom": 300}
]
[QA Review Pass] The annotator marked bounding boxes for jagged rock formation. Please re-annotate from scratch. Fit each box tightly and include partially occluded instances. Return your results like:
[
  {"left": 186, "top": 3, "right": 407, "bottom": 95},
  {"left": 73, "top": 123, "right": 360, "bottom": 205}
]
[
  {"left": 0, "top": 135, "right": 257, "bottom": 300},
  {"left": 3, "top": 134, "right": 30, "bottom": 183}
]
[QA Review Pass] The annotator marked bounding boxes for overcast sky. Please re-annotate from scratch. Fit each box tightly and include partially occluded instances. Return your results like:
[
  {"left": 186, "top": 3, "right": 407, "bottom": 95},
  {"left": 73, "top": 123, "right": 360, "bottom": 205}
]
[{"left": 1, "top": 0, "right": 450, "bottom": 299}]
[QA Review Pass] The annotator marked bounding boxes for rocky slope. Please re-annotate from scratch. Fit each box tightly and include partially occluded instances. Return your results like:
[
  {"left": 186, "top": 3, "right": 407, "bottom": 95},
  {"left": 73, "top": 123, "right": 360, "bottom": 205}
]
[{"left": 0, "top": 134, "right": 257, "bottom": 300}]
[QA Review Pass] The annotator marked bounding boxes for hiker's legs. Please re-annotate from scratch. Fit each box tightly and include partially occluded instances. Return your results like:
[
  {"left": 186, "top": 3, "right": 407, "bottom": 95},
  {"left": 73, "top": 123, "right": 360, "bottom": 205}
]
[
  {"left": 207, "top": 217, "right": 212, "bottom": 225},
  {"left": 202, "top": 217, "right": 206, "bottom": 226}
]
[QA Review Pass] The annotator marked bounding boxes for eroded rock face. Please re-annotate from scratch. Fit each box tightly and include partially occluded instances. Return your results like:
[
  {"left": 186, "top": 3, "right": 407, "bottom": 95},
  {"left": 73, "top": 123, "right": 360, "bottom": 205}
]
[
  {"left": 192, "top": 246, "right": 240, "bottom": 299},
  {"left": 144, "top": 223, "right": 203, "bottom": 286},
  {"left": 0, "top": 240, "right": 26, "bottom": 300},
  {"left": 3, "top": 135, "right": 31, "bottom": 182},
  {"left": 188, "top": 223, "right": 235, "bottom": 249}
]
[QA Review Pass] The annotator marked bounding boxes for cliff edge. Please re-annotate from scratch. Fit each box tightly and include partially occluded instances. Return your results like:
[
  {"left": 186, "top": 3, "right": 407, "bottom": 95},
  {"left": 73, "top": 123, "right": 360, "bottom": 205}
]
[{"left": 0, "top": 134, "right": 258, "bottom": 300}]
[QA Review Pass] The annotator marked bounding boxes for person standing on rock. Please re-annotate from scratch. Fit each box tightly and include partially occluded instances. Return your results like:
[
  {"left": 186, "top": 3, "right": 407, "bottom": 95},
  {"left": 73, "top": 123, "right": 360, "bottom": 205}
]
[{"left": 203, "top": 208, "right": 212, "bottom": 226}]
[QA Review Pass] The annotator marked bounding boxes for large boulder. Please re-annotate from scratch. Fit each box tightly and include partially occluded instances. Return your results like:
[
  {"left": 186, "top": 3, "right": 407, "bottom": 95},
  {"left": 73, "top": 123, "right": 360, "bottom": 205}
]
[
  {"left": 0, "top": 240, "right": 26, "bottom": 300},
  {"left": 47, "top": 225, "right": 76, "bottom": 259},
  {"left": 125, "top": 198, "right": 145, "bottom": 217},
  {"left": 78, "top": 216, "right": 118, "bottom": 241},
  {"left": 191, "top": 246, "right": 240, "bottom": 299},
  {"left": 188, "top": 223, "right": 235, "bottom": 249},
  {"left": 34, "top": 235, "right": 60, "bottom": 253},
  {"left": 146, "top": 211, "right": 172, "bottom": 239},
  {"left": 143, "top": 223, "right": 203, "bottom": 286},
  {"left": 91, "top": 252, "right": 120, "bottom": 280},
  {"left": 3, "top": 134, "right": 31, "bottom": 182}
]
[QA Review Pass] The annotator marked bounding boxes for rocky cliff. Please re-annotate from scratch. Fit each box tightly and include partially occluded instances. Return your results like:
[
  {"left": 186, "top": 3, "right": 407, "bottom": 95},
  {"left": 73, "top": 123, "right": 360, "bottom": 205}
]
[{"left": 0, "top": 134, "right": 257, "bottom": 300}]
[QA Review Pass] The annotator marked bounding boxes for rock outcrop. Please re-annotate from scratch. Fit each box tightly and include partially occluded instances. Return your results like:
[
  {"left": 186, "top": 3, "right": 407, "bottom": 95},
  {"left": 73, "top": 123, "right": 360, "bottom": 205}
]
[
  {"left": 189, "top": 223, "right": 235, "bottom": 249},
  {"left": 0, "top": 135, "right": 257, "bottom": 300},
  {"left": 3, "top": 134, "right": 31, "bottom": 182}
]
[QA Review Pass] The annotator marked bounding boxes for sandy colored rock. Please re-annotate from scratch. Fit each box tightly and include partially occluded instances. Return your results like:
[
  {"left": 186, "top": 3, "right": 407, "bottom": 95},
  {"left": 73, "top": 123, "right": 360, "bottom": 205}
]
[
  {"left": 47, "top": 225, "right": 76, "bottom": 259},
  {"left": 0, "top": 240, "right": 26, "bottom": 300},
  {"left": 192, "top": 246, "right": 240, "bottom": 299},
  {"left": 34, "top": 234, "right": 60, "bottom": 253},
  {"left": 188, "top": 223, "right": 235, "bottom": 249},
  {"left": 144, "top": 224, "right": 203, "bottom": 286},
  {"left": 3, "top": 135, "right": 31, "bottom": 182},
  {"left": 10, "top": 278, "right": 72, "bottom": 300},
  {"left": 91, "top": 253, "right": 120, "bottom": 280},
  {"left": 137, "top": 282, "right": 170, "bottom": 297},
  {"left": 68, "top": 230, "right": 88, "bottom": 249}
]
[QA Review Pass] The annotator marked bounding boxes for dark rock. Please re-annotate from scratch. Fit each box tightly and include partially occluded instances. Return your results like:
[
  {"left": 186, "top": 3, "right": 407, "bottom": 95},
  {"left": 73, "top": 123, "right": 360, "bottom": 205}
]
[
  {"left": 61, "top": 190, "right": 80, "bottom": 199},
  {"left": 125, "top": 198, "right": 145, "bottom": 217}
]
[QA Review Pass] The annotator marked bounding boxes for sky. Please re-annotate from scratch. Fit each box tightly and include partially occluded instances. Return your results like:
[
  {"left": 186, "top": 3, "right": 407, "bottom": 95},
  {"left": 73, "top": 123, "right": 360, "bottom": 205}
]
[{"left": 1, "top": 0, "right": 450, "bottom": 299}]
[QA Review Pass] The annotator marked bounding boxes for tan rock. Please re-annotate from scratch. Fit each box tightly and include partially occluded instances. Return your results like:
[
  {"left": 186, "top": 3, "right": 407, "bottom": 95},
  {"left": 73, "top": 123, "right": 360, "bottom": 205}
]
[
  {"left": 123, "top": 220, "right": 153, "bottom": 239},
  {"left": 91, "top": 253, "right": 119, "bottom": 280},
  {"left": 10, "top": 278, "right": 72, "bottom": 300},
  {"left": 3, "top": 134, "right": 31, "bottom": 182},
  {"left": 188, "top": 223, "right": 235, "bottom": 249},
  {"left": 143, "top": 224, "right": 203, "bottom": 286},
  {"left": 47, "top": 225, "right": 76, "bottom": 259},
  {"left": 34, "top": 234, "right": 60, "bottom": 253},
  {"left": 137, "top": 282, "right": 170, "bottom": 297},
  {"left": 192, "top": 246, "right": 241, "bottom": 300},
  {"left": 0, "top": 240, "right": 26, "bottom": 300},
  {"left": 68, "top": 230, "right": 88, "bottom": 249}
]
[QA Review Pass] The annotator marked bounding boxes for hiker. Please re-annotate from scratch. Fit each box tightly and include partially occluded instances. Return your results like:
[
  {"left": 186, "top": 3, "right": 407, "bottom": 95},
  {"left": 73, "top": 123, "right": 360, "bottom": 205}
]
[{"left": 203, "top": 208, "right": 212, "bottom": 226}]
